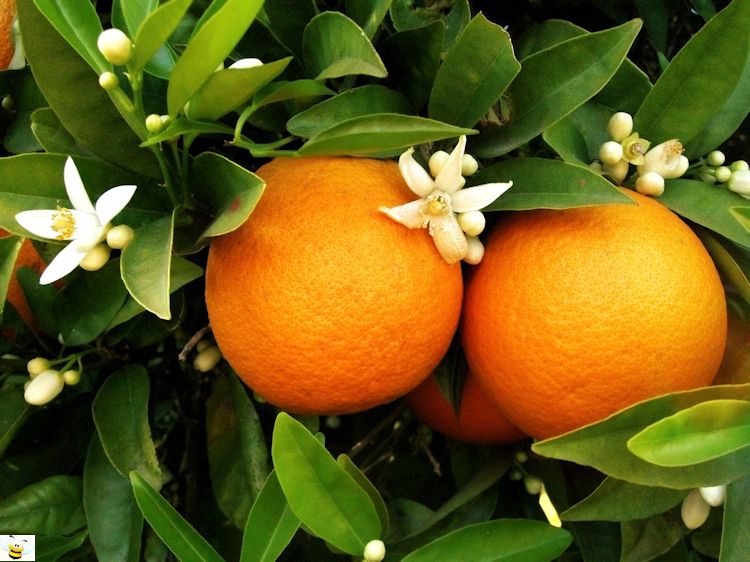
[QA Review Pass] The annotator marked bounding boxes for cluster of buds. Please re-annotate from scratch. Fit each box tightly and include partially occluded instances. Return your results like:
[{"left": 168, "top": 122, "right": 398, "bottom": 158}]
[
  {"left": 595, "top": 112, "right": 689, "bottom": 197},
  {"left": 696, "top": 150, "right": 750, "bottom": 199},
  {"left": 681, "top": 485, "right": 726, "bottom": 530},
  {"left": 145, "top": 114, "right": 173, "bottom": 135},
  {"left": 193, "top": 339, "right": 222, "bottom": 373},
  {"left": 508, "top": 450, "right": 562, "bottom": 528},
  {"left": 23, "top": 357, "right": 81, "bottom": 406},
  {"left": 96, "top": 28, "right": 133, "bottom": 91}
]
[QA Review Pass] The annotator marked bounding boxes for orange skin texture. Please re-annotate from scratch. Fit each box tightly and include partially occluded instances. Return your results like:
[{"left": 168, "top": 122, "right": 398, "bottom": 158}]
[
  {"left": 205, "top": 157, "right": 463, "bottom": 415},
  {"left": 462, "top": 189, "right": 727, "bottom": 440},
  {"left": 408, "top": 373, "right": 525, "bottom": 445},
  {"left": 2, "top": 229, "right": 44, "bottom": 327},
  {"left": 0, "top": 0, "right": 15, "bottom": 69}
]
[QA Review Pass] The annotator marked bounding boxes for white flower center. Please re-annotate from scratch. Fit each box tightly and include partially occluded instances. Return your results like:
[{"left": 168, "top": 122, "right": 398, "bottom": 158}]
[
  {"left": 424, "top": 191, "right": 452, "bottom": 217},
  {"left": 51, "top": 207, "right": 75, "bottom": 240}
]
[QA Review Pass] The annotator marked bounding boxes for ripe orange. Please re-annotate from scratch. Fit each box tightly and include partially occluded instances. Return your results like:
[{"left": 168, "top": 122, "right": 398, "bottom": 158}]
[
  {"left": 205, "top": 157, "right": 463, "bottom": 415},
  {"left": 407, "top": 371, "right": 525, "bottom": 445},
  {"left": 0, "top": 0, "right": 16, "bottom": 69},
  {"left": 1, "top": 229, "right": 45, "bottom": 328},
  {"left": 462, "top": 188, "right": 727, "bottom": 440}
]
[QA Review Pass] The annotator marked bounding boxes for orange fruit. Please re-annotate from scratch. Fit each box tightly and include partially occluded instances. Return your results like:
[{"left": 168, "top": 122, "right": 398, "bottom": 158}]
[
  {"left": 407, "top": 372, "right": 525, "bottom": 445},
  {"left": 462, "top": 189, "right": 727, "bottom": 440},
  {"left": 1, "top": 228, "right": 45, "bottom": 328},
  {"left": 0, "top": 0, "right": 16, "bottom": 69},
  {"left": 205, "top": 157, "right": 463, "bottom": 415}
]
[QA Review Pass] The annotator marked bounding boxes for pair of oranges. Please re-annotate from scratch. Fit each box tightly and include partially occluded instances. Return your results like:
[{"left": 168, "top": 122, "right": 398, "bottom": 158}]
[{"left": 205, "top": 156, "right": 727, "bottom": 442}]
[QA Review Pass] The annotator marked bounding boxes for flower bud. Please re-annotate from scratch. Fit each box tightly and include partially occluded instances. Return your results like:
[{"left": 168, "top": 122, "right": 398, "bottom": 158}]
[
  {"left": 97, "top": 28, "right": 133, "bottom": 66},
  {"left": 589, "top": 161, "right": 603, "bottom": 173},
  {"left": 458, "top": 210, "right": 486, "bottom": 236},
  {"left": 27, "top": 357, "right": 51, "bottom": 378},
  {"left": 461, "top": 154, "right": 479, "bottom": 176},
  {"left": 681, "top": 489, "right": 711, "bottom": 530},
  {"left": 599, "top": 141, "right": 623, "bottom": 166},
  {"left": 228, "top": 57, "right": 263, "bottom": 69},
  {"left": 731, "top": 160, "right": 749, "bottom": 172},
  {"left": 145, "top": 114, "right": 164, "bottom": 133},
  {"left": 363, "top": 539, "right": 386, "bottom": 562},
  {"left": 80, "top": 243, "right": 111, "bottom": 271},
  {"left": 428, "top": 150, "right": 450, "bottom": 177},
  {"left": 463, "top": 236, "right": 485, "bottom": 265},
  {"left": 607, "top": 112, "right": 633, "bottom": 142},
  {"left": 1, "top": 95, "right": 13, "bottom": 111},
  {"left": 603, "top": 160, "right": 629, "bottom": 184},
  {"left": 635, "top": 171, "right": 665, "bottom": 197},
  {"left": 24, "top": 369, "right": 64, "bottom": 405},
  {"left": 98, "top": 71, "right": 119, "bottom": 91},
  {"left": 62, "top": 369, "right": 81, "bottom": 386},
  {"left": 699, "top": 485, "right": 726, "bottom": 507},
  {"left": 514, "top": 451, "right": 529, "bottom": 463},
  {"left": 325, "top": 415, "right": 341, "bottom": 429},
  {"left": 524, "top": 475, "right": 543, "bottom": 495},
  {"left": 196, "top": 339, "right": 213, "bottom": 353},
  {"left": 194, "top": 345, "right": 222, "bottom": 372},
  {"left": 509, "top": 469, "right": 523, "bottom": 481},
  {"left": 106, "top": 224, "right": 135, "bottom": 250},
  {"left": 638, "top": 140, "right": 688, "bottom": 179},
  {"left": 714, "top": 166, "right": 731, "bottom": 183},
  {"left": 728, "top": 170, "right": 750, "bottom": 197},
  {"left": 707, "top": 150, "right": 725, "bottom": 167}
]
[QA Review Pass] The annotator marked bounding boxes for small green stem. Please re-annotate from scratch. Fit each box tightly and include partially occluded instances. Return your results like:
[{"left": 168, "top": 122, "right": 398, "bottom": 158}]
[
  {"left": 232, "top": 136, "right": 298, "bottom": 158},
  {"left": 233, "top": 103, "right": 257, "bottom": 143}
]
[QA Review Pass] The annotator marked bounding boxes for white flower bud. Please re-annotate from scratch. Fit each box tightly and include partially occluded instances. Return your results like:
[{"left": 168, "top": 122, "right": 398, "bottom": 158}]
[
  {"left": 363, "top": 539, "right": 386, "bottom": 562},
  {"left": 461, "top": 154, "right": 479, "bottom": 176},
  {"left": 589, "top": 160, "right": 603, "bottom": 173},
  {"left": 428, "top": 150, "right": 450, "bottom": 177},
  {"left": 524, "top": 475, "right": 543, "bottom": 495},
  {"left": 106, "top": 224, "right": 135, "bottom": 250},
  {"left": 62, "top": 369, "right": 81, "bottom": 386},
  {"left": 145, "top": 114, "right": 164, "bottom": 133},
  {"left": 194, "top": 345, "right": 222, "bottom": 372},
  {"left": 228, "top": 57, "right": 263, "bottom": 69},
  {"left": 98, "top": 71, "right": 119, "bottom": 91},
  {"left": 714, "top": 166, "right": 732, "bottom": 183},
  {"left": 463, "top": 236, "right": 485, "bottom": 265},
  {"left": 1, "top": 95, "right": 13, "bottom": 111},
  {"left": 603, "top": 159, "right": 630, "bottom": 184},
  {"left": 196, "top": 339, "right": 213, "bottom": 353},
  {"left": 457, "top": 210, "right": 486, "bottom": 236},
  {"left": 730, "top": 160, "right": 749, "bottom": 172},
  {"left": 707, "top": 150, "right": 725, "bottom": 167},
  {"left": 24, "top": 369, "right": 64, "bottom": 405},
  {"left": 599, "top": 141, "right": 624, "bottom": 166},
  {"left": 699, "top": 485, "right": 726, "bottom": 507},
  {"left": 97, "top": 28, "right": 133, "bottom": 66},
  {"left": 607, "top": 112, "right": 633, "bottom": 142},
  {"left": 728, "top": 170, "right": 750, "bottom": 197},
  {"left": 635, "top": 171, "right": 665, "bottom": 197},
  {"left": 638, "top": 140, "right": 689, "bottom": 179},
  {"left": 80, "top": 243, "right": 111, "bottom": 271},
  {"left": 27, "top": 357, "right": 51, "bottom": 378},
  {"left": 681, "top": 489, "right": 711, "bottom": 530},
  {"left": 160, "top": 115, "right": 172, "bottom": 128}
]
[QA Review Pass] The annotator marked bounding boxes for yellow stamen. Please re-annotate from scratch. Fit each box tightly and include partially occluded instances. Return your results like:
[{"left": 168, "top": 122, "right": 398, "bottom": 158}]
[
  {"left": 51, "top": 207, "right": 75, "bottom": 240},
  {"left": 425, "top": 192, "right": 450, "bottom": 216}
]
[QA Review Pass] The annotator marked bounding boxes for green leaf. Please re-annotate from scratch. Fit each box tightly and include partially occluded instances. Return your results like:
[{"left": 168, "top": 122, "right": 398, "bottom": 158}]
[
  {"left": 658, "top": 179, "right": 750, "bottom": 249},
  {"left": 17, "top": 0, "right": 160, "bottom": 177},
  {"left": 167, "top": 0, "right": 263, "bottom": 116},
  {"left": 302, "top": 12, "right": 387, "bottom": 80},
  {"left": 83, "top": 435, "right": 144, "bottom": 562},
  {"left": 297, "top": 114, "right": 474, "bottom": 157},
  {"left": 532, "top": 384, "right": 750, "bottom": 489},
  {"left": 543, "top": 102, "right": 613, "bottom": 165},
  {"left": 92, "top": 365, "right": 162, "bottom": 490},
  {"left": 627, "top": 399, "right": 750, "bottom": 467},
  {"left": 188, "top": 57, "right": 292, "bottom": 121},
  {"left": 0, "top": 386, "right": 31, "bottom": 458},
  {"left": 336, "top": 454, "right": 389, "bottom": 535},
  {"left": 130, "top": 471, "right": 225, "bottom": 562},
  {"left": 264, "top": 0, "right": 317, "bottom": 57},
  {"left": 0, "top": 475, "right": 85, "bottom": 535},
  {"left": 731, "top": 207, "right": 750, "bottom": 236},
  {"left": 252, "top": 79, "right": 335, "bottom": 109},
  {"left": 191, "top": 153, "right": 265, "bottom": 240},
  {"left": 561, "top": 477, "right": 687, "bottom": 522},
  {"left": 206, "top": 374, "right": 270, "bottom": 529},
  {"left": 239, "top": 470, "right": 299, "bottom": 562},
  {"left": 132, "top": 0, "right": 192, "bottom": 73},
  {"left": 634, "top": 0, "right": 750, "bottom": 153},
  {"left": 722, "top": 474, "right": 750, "bottom": 562},
  {"left": 0, "top": 236, "right": 23, "bottom": 321},
  {"left": 345, "top": 0, "right": 391, "bottom": 39},
  {"left": 389, "top": 0, "right": 470, "bottom": 51},
  {"left": 271, "top": 412, "right": 381, "bottom": 555},
  {"left": 30, "top": 108, "right": 84, "bottom": 155},
  {"left": 35, "top": 529, "right": 89, "bottom": 562},
  {"left": 620, "top": 513, "right": 686, "bottom": 562},
  {"left": 116, "top": 0, "right": 158, "bottom": 35},
  {"left": 428, "top": 14, "right": 520, "bottom": 129},
  {"left": 472, "top": 19, "right": 642, "bottom": 157},
  {"left": 121, "top": 212, "right": 175, "bottom": 320},
  {"left": 140, "top": 118, "right": 236, "bottom": 146},
  {"left": 287, "top": 85, "right": 412, "bottom": 138},
  {"left": 475, "top": 158, "right": 635, "bottom": 211},
  {"left": 401, "top": 519, "right": 573, "bottom": 562}
]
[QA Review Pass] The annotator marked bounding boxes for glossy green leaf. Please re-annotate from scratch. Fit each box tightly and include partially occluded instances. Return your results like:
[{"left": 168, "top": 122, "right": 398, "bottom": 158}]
[
  {"left": 0, "top": 475, "right": 85, "bottom": 534},
  {"left": 35, "top": 529, "right": 89, "bottom": 562},
  {"left": 302, "top": 12, "right": 387, "bottom": 80},
  {"left": 634, "top": 0, "right": 750, "bottom": 152},
  {"left": 561, "top": 477, "right": 687, "bottom": 522},
  {"left": 121, "top": 212, "right": 175, "bottom": 320},
  {"left": 297, "top": 114, "right": 474, "bottom": 157},
  {"left": 117, "top": 0, "right": 158, "bottom": 35},
  {"left": 722, "top": 474, "right": 750, "bottom": 562},
  {"left": 0, "top": 386, "right": 31, "bottom": 458},
  {"left": 264, "top": 0, "right": 317, "bottom": 57},
  {"left": 239, "top": 470, "right": 299, "bottom": 562},
  {"left": 620, "top": 513, "right": 686, "bottom": 562},
  {"left": 30, "top": 108, "right": 84, "bottom": 155},
  {"left": 627, "top": 399, "right": 750, "bottom": 467},
  {"left": 130, "top": 471, "right": 225, "bottom": 562},
  {"left": 704, "top": 232, "right": 750, "bottom": 304},
  {"left": 472, "top": 20, "right": 642, "bottom": 157},
  {"left": 92, "top": 365, "right": 162, "bottom": 490},
  {"left": 84, "top": 435, "right": 143, "bottom": 562},
  {"left": 132, "top": 0, "right": 192, "bottom": 73},
  {"left": 389, "top": 0, "right": 470, "bottom": 51},
  {"left": 271, "top": 412, "right": 381, "bottom": 555},
  {"left": 658, "top": 179, "right": 750, "bottom": 249},
  {"left": 543, "top": 102, "right": 613, "bottom": 165},
  {"left": 346, "top": 0, "right": 391, "bottom": 38},
  {"left": 287, "top": 85, "right": 412, "bottom": 138},
  {"left": 167, "top": 0, "right": 263, "bottom": 116},
  {"left": 475, "top": 158, "right": 635, "bottom": 211},
  {"left": 252, "top": 79, "right": 335, "bottom": 109},
  {"left": 16, "top": 267, "right": 57, "bottom": 336},
  {"left": 191, "top": 152, "right": 265, "bottom": 239},
  {"left": 32, "top": 0, "right": 108, "bottom": 73},
  {"left": 141, "top": 118, "right": 236, "bottom": 146},
  {"left": 188, "top": 57, "right": 292, "bottom": 121},
  {"left": 401, "top": 519, "right": 573, "bottom": 562},
  {"left": 52, "top": 259, "right": 129, "bottom": 346},
  {"left": 732, "top": 207, "right": 750, "bottom": 236},
  {"left": 429, "top": 14, "right": 519, "bottom": 129},
  {"left": 337, "top": 454, "right": 389, "bottom": 535},
  {"left": 533, "top": 384, "right": 750, "bottom": 489},
  {"left": 206, "top": 374, "right": 270, "bottom": 529},
  {"left": 542, "top": 117, "right": 591, "bottom": 165},
  {"left": 0, "top": 236, "right": 23, "bottom": 321}
]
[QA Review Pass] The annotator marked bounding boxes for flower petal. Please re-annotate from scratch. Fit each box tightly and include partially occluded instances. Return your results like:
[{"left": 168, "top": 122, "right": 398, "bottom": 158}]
[
  {"left": 434, "top": 136, "right": 466, "bottom": 193},
  {"left": 64, "top": 157, "right": 96, "bottom": 214},
  {"left": 379, "top": 200, "right": 428, "bottom": 229},
  {"left": 15, "top": 210, "right": 65, "bottom": 240},
  {"left": 428, "top": 214, "right": 468, "bottom": 264},
  {"left": 399, "top": 148, "right": 435, "bottom": 197},
  {"left": 451, "top": 181, "right": 513, "bottom": 212},
  {"left": 95, "top": 184, "right": 137, "bottom": 225},
  {"left": 39, "top": 241, "right": 89, "bottom": 284}
]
